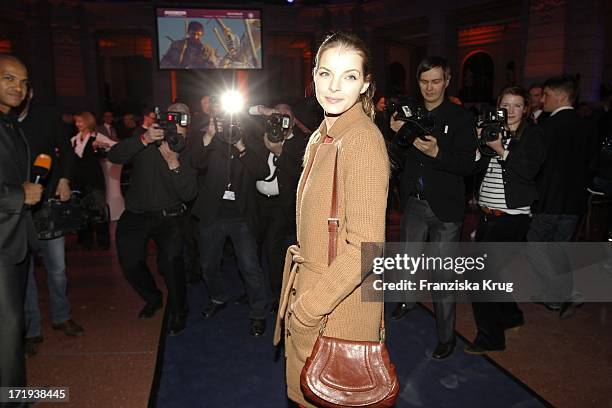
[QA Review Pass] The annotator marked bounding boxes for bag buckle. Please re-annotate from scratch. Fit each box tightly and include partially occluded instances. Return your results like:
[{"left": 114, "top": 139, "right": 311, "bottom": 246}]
[
  {"left": 327, "top": 218, "right": 339, "bottom": 226},
  {"left": 379, "top": 327, "right": 386, "bottom": 343},
  {"left": 319, "top": 315, "right": 329, "bottom": 336}
]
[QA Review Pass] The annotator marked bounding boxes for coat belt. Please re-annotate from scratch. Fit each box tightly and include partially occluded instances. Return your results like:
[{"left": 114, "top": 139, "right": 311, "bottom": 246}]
[{"left": 273, "top": 244, "right": 304, "bottom": 345}]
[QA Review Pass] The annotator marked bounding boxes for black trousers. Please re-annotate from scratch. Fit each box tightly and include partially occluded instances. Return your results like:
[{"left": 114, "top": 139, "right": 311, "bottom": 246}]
[
  {"left": 0, "top": 254, "right": 29, "bottom": 392},
  {"left": 181, "top": 214, "right": 201, "bottom": 282},
  {"left": 116, "top": 210, "right": 186, "bottom": 315},
  {"left": 256, "top": 195, "right": 290, "bottom": 300},
  {"left": 471, "top": 211, "right": 530, "bottom": 347}
]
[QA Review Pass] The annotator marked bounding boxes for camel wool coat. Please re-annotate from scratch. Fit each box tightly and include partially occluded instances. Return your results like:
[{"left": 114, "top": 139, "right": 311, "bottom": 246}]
[{"left": 273, "top": 102, "right": 390, "bottom": 407}]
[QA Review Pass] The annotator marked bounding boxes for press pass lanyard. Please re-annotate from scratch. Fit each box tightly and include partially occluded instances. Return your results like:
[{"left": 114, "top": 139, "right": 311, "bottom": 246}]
[{"left": 223, "top": 143, "right": 236, "bottom": 201}]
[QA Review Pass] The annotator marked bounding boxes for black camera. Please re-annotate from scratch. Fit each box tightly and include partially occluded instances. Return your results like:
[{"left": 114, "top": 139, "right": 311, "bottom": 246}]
[
  {"left": 212, "top": 113, "right": 243, "bottom": 145},
  {"left": 155, "top": 108, "right": 188, "bottom": 153},
  {"left": 389, "top": 97, "right": 435, "bottom": 148},
  {"left": 210, "top": 95, "right": 244, "bottom": 145},
  {"left": 476, "top": 108, "right": 511, "bottom": 156},
  {"left": 265, "top": 113, "right": 291, "bottom": 143}
]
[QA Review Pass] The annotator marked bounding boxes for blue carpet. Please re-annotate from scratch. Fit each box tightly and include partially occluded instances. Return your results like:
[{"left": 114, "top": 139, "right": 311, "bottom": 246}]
[{"left": 155, "top": 261, "right": 548, "bottom": 408}]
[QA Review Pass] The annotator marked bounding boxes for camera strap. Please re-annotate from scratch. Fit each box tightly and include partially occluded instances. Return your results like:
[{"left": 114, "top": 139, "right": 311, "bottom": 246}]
[{"left": 223, "top": 141, "right": 236, "bottom": 200}]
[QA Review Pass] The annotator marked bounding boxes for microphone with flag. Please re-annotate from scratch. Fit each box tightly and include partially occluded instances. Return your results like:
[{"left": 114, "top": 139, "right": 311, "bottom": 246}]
[{"left": 32, "top": 153, "right": 52, "bottom": 183}]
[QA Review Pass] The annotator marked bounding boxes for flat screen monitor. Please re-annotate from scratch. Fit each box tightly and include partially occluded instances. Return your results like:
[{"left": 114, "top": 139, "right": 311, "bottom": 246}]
[{"left": 156, "top": 8, "right": 262, "bottom": 70}]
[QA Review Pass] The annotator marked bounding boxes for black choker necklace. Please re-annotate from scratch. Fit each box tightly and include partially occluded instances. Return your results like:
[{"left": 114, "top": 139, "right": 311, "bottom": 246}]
[{"left": 324, "top": 111, "right": 341, "bottom": 118}]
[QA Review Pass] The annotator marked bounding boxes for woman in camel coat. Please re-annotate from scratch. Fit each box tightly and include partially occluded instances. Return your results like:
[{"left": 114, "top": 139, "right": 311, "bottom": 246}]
[{"left": 273, "top": 32, "right": 390, "bottom": 407}]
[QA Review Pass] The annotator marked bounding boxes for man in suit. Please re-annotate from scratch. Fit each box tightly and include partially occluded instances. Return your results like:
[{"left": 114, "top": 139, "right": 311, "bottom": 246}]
[
  {"left": 251, "top": 103, "right": 307, "bottom": 307},
  {"left": 97, "top": 111, "right": 118, "bottom": 142},
  {"left": 390, "top": 57, "right": 475, "bottom": 359},
  {"left": 527, "top": 74, "right": 592, "bottom": 318},
  {"left": 528, "top": 83, "right": 550, "bottom": 125},
  {"left": 0, "top": 54, "right": 43, "bottom": 394},
  {"left": 190, "top": 109, "right": 271, "bottom": 337}
]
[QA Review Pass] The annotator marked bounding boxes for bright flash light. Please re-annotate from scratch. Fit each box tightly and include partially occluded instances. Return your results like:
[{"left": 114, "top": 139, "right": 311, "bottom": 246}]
[{"left": 221, "top": 90, "right": 244, "bottom": 114}]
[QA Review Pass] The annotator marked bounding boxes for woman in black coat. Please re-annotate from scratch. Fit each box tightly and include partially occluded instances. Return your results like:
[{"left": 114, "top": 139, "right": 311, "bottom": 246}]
[
  {"left": 70, "top": 111, "right": 115, "bottom": 249},
  {"left": 466, "top": 86, "right": 546, "bottom": 354}
]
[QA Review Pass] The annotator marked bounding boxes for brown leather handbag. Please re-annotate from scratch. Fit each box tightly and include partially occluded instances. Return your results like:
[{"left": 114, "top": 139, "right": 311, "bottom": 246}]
[{"left": 299, "top": 147, "right": 399, "bottom": 407}]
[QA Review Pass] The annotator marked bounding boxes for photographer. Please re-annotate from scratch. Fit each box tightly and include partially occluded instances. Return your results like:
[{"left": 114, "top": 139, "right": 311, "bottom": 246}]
[
  {"left": 466, "top": 86, "right": 545, "bottom": 355},
  {"left": 108, "top": 103, "right": 197, "bottom": 336},
  {"left": 251, "top": 103, "right": 307, "bottom": 307},
  {"left": 389, "top": 56, "right": 475, "bottom": 360},
  {"left": 190, "top": 100, "right": 271, "bottom": 337}
]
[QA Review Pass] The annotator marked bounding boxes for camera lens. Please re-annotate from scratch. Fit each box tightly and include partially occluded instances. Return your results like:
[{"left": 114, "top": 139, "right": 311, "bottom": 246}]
[{"left": 482, "top": 125, "right": 500, "bottom": 142}]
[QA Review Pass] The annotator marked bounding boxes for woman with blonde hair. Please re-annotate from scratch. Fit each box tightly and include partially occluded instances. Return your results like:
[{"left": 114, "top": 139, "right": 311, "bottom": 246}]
[
  {"left": 273, "top": 32, "right": 390, "bottom": 407},
  {"left": 70, "top": 111, "right": 116, "bottom": 249}
]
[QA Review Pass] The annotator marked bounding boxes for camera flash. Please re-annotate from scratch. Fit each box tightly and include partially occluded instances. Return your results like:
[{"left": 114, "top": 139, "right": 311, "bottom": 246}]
[{"left": 221, "top": 90, "right": 244, "bottom": 114}]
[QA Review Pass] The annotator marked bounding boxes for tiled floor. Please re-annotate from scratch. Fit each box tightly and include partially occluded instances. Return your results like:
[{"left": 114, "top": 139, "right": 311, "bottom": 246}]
[{"left": 26, "top": 231, "right": 164, "bottom": 408}]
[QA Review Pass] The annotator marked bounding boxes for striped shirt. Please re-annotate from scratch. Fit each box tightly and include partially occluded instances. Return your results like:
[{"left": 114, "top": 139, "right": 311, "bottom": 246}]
[{"left": 478, "top": 148, "right": 531, "bottom": 215}]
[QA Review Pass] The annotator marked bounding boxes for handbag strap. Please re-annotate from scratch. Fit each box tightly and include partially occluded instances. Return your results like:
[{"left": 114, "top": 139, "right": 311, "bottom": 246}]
[
  {"left": 324, "top": 143, "right": 386, "bottom": 342},
  {"left": 327, "top": 146, "right": 339, "bottom": 266}
]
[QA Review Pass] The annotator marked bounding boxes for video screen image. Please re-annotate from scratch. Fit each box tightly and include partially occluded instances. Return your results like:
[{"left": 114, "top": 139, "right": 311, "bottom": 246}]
[{"left": 157, "top": 8, "right": 262, "bottom": 70}]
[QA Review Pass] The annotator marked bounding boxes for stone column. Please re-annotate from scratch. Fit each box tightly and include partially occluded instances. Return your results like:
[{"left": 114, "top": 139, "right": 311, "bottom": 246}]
[
  {"left": 522, "top": 0, "right": 567, "bottom": 86},
  {"left": 564, "top": 0, "right": 605, "bottom": 102}
]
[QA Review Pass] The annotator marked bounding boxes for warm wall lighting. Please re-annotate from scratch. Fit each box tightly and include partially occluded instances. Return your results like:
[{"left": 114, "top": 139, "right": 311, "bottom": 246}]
[
  {"left": 98, "top": 35, "right": 152, "bottom": 58},
  {"left": 458, "top": 23, "right": 518, "bottom": 47},
  {"left": 0, "top": 39, "right": 12, "bottom": 53}
]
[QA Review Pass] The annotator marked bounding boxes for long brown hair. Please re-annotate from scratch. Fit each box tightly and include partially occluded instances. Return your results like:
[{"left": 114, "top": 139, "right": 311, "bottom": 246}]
[{"left": 313, "top": 32, "right": 376, "bottom": 121}]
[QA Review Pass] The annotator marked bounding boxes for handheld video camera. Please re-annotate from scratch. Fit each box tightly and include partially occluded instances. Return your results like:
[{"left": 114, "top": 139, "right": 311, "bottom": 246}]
[
  {"left": 155, "top": 107, "right": 188, "bottom": 153},
  {"left": 265, "top": 113, "right": 291, "bottom": 143},
  {"left": 32, "top": 192, "right": 97, "bottom": 240},
  {"left": 476, "top": 108, "right": 511, "bottom": 157},
  {"left": 388, "top": 97, "right": 436, "bottom": 148}
]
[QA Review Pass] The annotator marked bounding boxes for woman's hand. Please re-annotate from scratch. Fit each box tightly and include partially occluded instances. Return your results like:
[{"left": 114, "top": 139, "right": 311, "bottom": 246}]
[
  {"left": 92, "top": 140, "right": 111, "bottom": 151},
  {"left": 485, "top": 134, "right": 505, "bottom": 157}
]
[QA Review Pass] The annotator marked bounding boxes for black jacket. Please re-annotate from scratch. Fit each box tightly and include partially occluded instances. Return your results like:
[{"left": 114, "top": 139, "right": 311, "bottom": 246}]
[
  {"left": 71, "top": 135, "right": 106, "bottom": 192},
  {"left": 475, "top": 122, "right": 546, "bottom": 209},
  {"left": 398, "top": 99, "right": 475, "bottom": 222},
  {"left": 108, "top": 134, "right": 197, "bottom": 212},
  {"left": 0, "top": 112, "right": 35, "bottom": 263},
  {"left": 533, "top": 109, "right": 593, "bottom": 215},
  {"left": 189, "top": 134, "right": 269, "bottom": 232}
]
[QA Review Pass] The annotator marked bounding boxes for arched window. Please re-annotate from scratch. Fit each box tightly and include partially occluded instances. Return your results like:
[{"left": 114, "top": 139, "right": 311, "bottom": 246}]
[{"left": 460, "top": 52, "right": 494, "bottom": 103}]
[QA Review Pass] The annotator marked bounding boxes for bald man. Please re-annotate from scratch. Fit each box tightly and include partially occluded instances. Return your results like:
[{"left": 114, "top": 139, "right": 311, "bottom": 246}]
[{"left": 0, "top": 54, "right": 42, "bottom": 393}]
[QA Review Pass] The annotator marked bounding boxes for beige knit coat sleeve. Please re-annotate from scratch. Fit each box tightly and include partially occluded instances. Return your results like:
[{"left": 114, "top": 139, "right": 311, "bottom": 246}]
[{"left": 292, "top": 122, "right": 390, "bottom": 326}]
